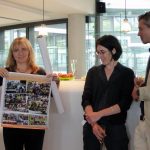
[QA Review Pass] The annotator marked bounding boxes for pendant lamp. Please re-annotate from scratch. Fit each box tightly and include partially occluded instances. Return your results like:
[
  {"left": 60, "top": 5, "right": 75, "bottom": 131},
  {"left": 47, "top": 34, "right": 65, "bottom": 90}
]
[
  {"left": 121, "top": 0, "right": 131, "bottom": 32},
  {"left": 37, "top": 0, "right": 48, "bottom": 36}
]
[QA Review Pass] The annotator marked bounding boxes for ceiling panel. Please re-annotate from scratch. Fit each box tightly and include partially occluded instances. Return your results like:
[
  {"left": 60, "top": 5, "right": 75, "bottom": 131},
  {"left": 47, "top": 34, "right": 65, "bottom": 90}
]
[
  {"left": 0, "top": 0, "right": 95, "bottom": 26},
  {"left": 0, "top": 0, "right": 149, "bottom": 27}
]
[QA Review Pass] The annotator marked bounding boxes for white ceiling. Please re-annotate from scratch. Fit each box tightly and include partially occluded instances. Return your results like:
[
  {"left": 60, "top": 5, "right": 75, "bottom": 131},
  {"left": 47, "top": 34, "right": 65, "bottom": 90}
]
[
  {"left": 0, "top": 0, "right": 150, "bottom": 27},
  {"left": 0, "top": 0, "right": 95, "bottom": 26}
]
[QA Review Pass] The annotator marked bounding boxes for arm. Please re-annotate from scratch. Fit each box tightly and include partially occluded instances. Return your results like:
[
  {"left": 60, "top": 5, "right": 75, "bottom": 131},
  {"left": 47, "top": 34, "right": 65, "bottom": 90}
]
[
  {"left": 92, "top": 123, "right": 106, "bottom": 142},
  {"left": 132, "top": 77, "right": 144, "bottom": 101},
  {"left": 84, "top": 105, "right": 106, "bottom": 141},
  {"left": 0, "top": 68, "right": 5, "bottom": 107},
  {"left": 96, "top": 104, "right": 120, "bottom": 117},
  {"left": 132, "top": 86, "right": 140, "bottom": 100},
  {"left": 0, "top": 86, "right": 1, "bottom": 107},
  {"left": 132, "top": 85, "right": 150, "bottom": 101},
  {"left": 85, "top": 104, "right": 120, "bottom": 124},
  {"left": 82, "top": 68, "right": 96, "bottom": 126},
  {"left": 139, "top": 85, "right": 150, "bottom": 101},
  {"left": 45, "top": 73, "right": 60, "bottom": 87},
  {"left": 0, "top": 68, "right": 9, "bottom": 78},
  {"left": 38, "top": 67, "right": 60, "bottom": 86},
  {"left": 84, "top": 105, "right": 93, "bottom": 114},
  {"left": 52, "top": 73, "right": 60, "bottom": 88},
  {"left": 117, "top": 69, "right": 135, "bottom": 112},
  {"left": 81, "top": 69, "right": 93, "bottom": 110},
  {"left": 132, "top": 75, "right": 150, "bottom": 101},
  {"left": 86, "top": 68, "right": 135, "bottom": 124}
]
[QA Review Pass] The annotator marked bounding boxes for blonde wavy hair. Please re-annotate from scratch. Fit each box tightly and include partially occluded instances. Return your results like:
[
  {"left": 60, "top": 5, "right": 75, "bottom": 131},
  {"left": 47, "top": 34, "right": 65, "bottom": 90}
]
[{"left": 6, "top": 37, "right": 39, "bottom": 72}]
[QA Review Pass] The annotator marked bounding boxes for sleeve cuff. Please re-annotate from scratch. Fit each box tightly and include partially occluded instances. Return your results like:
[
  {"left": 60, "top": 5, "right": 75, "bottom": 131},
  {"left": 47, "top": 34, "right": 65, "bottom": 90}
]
[{"left": 139, "top": 86, "right": 150, "bottom": 101}]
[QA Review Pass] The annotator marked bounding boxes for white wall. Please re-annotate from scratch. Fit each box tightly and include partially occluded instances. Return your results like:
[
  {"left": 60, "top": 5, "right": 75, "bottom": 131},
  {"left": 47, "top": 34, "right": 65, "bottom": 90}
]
[
  {"left": 68, "top": 14, "right": 86, "bottom": 78},
  {"left": 0, "top": 81, "right": 141, "bottom": 150}
]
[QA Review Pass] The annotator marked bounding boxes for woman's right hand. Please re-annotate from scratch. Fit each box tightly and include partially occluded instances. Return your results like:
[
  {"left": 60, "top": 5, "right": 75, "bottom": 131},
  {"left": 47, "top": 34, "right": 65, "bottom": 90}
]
[
  {"left": 92, "top": 123, "right": 106, "bottom": 142},
  {"left": 0, "top": 68, "right": 9, "bottom": 78}
]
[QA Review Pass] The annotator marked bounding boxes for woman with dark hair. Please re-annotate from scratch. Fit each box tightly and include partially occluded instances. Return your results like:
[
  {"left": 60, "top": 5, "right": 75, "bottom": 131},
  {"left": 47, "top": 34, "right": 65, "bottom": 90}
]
[{"left": 82, "top": 35, "right": 135, "bottom": 150}]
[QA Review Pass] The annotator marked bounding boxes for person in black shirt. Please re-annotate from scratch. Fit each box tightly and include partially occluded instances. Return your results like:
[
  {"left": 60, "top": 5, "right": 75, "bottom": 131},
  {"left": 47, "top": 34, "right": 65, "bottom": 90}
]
[
  {"left": 132, "top": 11, "right": 150, "bottom": 150},
  {"left": 0, "top": 37, "right": 58, "bottom": 150},
  {"left": 82, "top": 35, "right": 135, "bottom": 150}
]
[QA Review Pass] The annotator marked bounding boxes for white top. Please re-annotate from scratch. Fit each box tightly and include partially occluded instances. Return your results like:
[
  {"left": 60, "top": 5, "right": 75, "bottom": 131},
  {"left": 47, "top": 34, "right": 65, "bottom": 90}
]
[{"left": 139, "top": 71, "right": 150, "bottom": 126}]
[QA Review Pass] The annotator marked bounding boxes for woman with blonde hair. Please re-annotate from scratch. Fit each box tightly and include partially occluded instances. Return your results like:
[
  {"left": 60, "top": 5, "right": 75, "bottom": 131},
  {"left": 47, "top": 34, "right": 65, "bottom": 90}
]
[
  {"left": 5, "top": 37, "right": 39, "bottom": 73},
  {"left": 0, "top": 37, "right": 55, "bottom": 150}
]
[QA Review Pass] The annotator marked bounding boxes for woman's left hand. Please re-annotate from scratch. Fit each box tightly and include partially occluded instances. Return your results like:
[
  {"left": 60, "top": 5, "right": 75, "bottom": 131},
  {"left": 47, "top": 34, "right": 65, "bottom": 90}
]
[
  {"left": 52, "top": 73, "right": 59, "bottom": 81},
  {"left": 46, "top": 73, "right": 58, "bottom": 81},
  {"left": 85, "top": 112, "right": 101, "bottom": 124},
  {"left": 46, "top": 73, "right": 60, "bottom": 87}
]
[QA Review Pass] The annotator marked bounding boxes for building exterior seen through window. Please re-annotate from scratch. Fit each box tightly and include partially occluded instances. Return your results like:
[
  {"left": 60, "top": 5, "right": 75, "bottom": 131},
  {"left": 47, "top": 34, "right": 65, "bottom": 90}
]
[
  {"left": 0, "top": 4, "right": 150, "bottom": 77},
  {"left": 85, "top": 7, "right": 150, "bottom": 77},
  {"left": 0, "top": 23, "right": 67, "bottom": 73},
  {"left": 33, "top": 23, "right": 67, "bottom": 73}
]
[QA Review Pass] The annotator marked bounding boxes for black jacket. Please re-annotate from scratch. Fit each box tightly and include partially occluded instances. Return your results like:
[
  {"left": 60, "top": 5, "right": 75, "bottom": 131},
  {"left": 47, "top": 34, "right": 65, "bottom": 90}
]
[{"left": 82, "top": 62, "right": 135, "bottom": 125}]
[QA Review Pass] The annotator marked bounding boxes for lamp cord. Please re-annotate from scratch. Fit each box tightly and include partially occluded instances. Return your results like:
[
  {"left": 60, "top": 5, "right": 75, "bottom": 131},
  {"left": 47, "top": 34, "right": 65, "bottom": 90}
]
[
  {"left": 43, "top": 0, "right": 45, "bottom": 22},
  {"left": 125, "top": 0, "right": 127, "bottom": 19}
]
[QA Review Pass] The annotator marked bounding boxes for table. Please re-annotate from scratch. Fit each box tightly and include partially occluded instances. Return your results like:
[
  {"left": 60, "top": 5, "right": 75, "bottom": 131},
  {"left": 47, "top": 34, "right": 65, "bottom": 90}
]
[{"left": 0, "top": 80, "right": 141, "bottom": 150}]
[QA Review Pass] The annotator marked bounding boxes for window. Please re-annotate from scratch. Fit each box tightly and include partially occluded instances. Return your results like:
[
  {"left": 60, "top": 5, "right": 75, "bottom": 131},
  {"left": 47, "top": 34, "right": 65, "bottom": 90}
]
[
  {"left": 0, "top": 20, "right": 67, "bottom": 73},
  {"left": 85, "top": 16, "right": 95, "bottom": 71},
  {"left": 86, "top": 8, "right": 150, "bottom": 77},
  {"left": 33, "top": 23, "right": 67, "bottom": 73}
]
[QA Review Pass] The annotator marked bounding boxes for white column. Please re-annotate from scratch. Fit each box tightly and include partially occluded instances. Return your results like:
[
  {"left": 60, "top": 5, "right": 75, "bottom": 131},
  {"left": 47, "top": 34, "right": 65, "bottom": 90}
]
[{"left": 68, "top": 14, "right": 86, "bottom": 79}]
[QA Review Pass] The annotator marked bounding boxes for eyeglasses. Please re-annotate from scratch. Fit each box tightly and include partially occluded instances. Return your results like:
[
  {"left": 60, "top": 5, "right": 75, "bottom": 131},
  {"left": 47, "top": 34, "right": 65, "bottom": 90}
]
[{"left": 96, "top": 50, "right": 107, "bottom": 56}]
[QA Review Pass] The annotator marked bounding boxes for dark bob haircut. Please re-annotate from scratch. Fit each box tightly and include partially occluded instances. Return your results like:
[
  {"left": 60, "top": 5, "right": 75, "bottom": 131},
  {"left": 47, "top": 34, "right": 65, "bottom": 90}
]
[{"left": 96, "top": 35, "right": 122, "bottom": 61}]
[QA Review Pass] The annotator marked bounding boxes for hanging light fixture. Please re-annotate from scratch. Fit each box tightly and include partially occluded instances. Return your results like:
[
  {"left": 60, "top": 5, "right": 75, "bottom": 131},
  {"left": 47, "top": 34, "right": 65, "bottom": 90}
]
[
  {"left": 121, "top": 0, "right": 131, "bottom": 32},
  {"left": 36, "top": 0, "right": 48, "bottom": 36}
]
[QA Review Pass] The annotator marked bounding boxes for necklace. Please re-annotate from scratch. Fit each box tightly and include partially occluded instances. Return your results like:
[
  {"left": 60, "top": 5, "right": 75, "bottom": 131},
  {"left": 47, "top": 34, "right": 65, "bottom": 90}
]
[{"left": 16, "top": 67, "right": 30, "bottom": 73}]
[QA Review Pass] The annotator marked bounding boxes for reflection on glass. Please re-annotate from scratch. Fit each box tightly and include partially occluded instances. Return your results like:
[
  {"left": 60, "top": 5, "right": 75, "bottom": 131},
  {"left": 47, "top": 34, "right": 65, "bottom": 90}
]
[{"left": 71, "top": 59, "right": 77, "bottom": 76}]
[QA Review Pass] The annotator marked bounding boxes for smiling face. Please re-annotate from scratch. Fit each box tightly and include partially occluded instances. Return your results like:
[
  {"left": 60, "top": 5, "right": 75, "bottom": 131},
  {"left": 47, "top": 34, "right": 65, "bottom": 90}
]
[
  {"left": 96, "top": 45, "right": 113, "bottom": 65},
  {"left": 6, "top": 37, "right": 37, "bottom": 71},
  {"left": 138, "top": 19, "right": 150, "bottom": 44},
  {"left": 12, "top": 44, "right": 29, "bottom": 64}
]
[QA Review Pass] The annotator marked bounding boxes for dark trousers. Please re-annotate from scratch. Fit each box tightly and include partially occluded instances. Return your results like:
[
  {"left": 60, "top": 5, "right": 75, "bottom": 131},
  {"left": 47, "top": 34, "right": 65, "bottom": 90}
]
[
  {"left": 3, "top": 128, "right": 45, "bottom": 150},
  {"left": 83, "top": 123, "right": 129, "bottom": 150}
]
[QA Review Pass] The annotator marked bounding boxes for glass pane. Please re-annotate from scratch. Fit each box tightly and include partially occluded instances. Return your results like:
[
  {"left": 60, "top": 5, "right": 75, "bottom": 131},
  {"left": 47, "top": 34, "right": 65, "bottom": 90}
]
[
  {"left": 0, "top": 28, "right": 26, "bottom": 67},
  {"left": 93, "top": 11, "right": 150, "bottom": 77},
  {"left": 0, "top": 23, "right": 67, "bottom": 74},
  {"left": 85, "top": 16, "right": 96, "bottom": 72},
  {"left": 34, "top": 23, "right": 67, "bottom": 73}
]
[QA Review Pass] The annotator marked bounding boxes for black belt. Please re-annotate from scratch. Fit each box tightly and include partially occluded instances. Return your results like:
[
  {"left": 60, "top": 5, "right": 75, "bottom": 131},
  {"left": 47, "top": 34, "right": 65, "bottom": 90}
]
[
  {"left": 140, "top": 101, "right": 145, "bottom": 121},
  {"left": 140, "top": 115, "right": 145, "bottom": 121}
]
